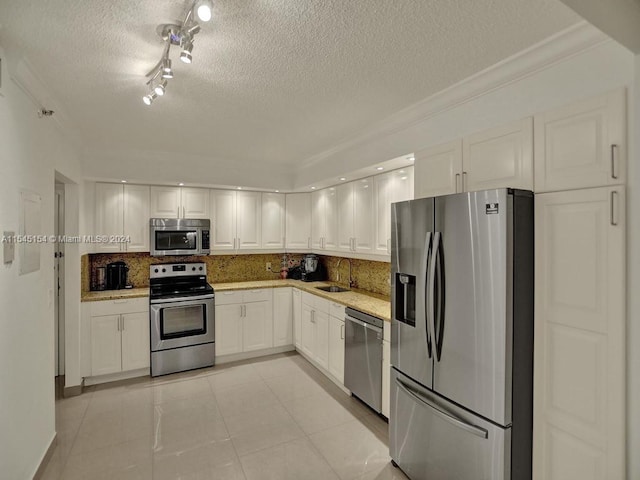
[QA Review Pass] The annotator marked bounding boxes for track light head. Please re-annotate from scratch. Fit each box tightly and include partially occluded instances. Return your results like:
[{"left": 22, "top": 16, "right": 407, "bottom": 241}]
[
  {"left": 161, "top": 58, "right": 173, "bottom": 79},
  {"left": 143, "top": 92, "right": 157, "bottom": 106},
  {"left": 154, "top": 79, "right": 167, "bottom": 96},
  {"left": 194, "top": 0, "right": 213, "bottom": 22},
  {"left": 180, "top": 39, "right": 194, "bottom": 63}
]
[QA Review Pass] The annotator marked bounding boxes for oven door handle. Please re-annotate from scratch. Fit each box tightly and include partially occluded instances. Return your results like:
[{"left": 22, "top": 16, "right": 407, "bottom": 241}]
[{"left": 150, "top": 294, "right": 215, "bottom": 305}]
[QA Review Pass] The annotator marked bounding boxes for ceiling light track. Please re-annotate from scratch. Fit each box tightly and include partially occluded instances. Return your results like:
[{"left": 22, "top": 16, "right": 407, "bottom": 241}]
[{"left": 143, "top": 0, "right": 213, "bottom": 106}]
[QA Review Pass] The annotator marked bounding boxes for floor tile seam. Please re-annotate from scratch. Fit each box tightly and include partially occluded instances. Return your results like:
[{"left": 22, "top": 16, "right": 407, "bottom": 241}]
[
  {"left": 57, "top": 390, "right": 94, "bottom": 475},
  {"left": 229, "top": 425, "right": 306, "bottom": 459},
  {"left": 302, "top": 431, "right": 345, "bottom": 480}
]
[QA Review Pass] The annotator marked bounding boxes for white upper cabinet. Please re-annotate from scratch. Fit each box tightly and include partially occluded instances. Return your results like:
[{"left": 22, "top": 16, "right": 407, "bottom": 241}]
[
  {"left": 311, "top": 187, "right": 338, "bottom": 252},
  {"left": 150, "top": 186, "right": 209, "bottom": 219},
  {"left": 463, "top": 117, "right": 533, "bottom": 192},
  {"left": 311, "top": 190, "right": 325, "bottom": 250},
  {"left": 415, "top": 140, "right": 462, "bottom": 199},
  {"left": 261, "top": 193, "right": 285, "bottom": 249},
  {"left": 210, "top": 190, "right": 261, "bottom": 251},
  {"left": 414, "top": 117, "right": 533, "bottom": 199},
  {"left": 210, "top": 189, "right": 237, "bottom": 250},
  {"left": 374, "top": 167, "right": 414, "bottom": 256},
  {"left": 336, "top": 183, "right": 355, "bottom": 253},
  {"left": 285, "top": 193, "right": 311, "bottom": 250},
  {"left": 353, "top": 177, "right": 374, "bottom": 253},
  {"left": 236, "top": 191, "right": 262, "bottom": 250},
  {"left": 123, "top": 184, "right": 150, "bottom": 252},
  {"left": 95, "top": 183, "right": 124, "bottom": 253},
  {"left": 534, "top": 89, "right": 626, "bottom": 192}
]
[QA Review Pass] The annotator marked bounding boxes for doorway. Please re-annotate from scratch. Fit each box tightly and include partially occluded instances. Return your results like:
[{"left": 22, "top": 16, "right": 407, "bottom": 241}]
[{"left": 54, "top": 182, "right": 65, "bottom": 384}]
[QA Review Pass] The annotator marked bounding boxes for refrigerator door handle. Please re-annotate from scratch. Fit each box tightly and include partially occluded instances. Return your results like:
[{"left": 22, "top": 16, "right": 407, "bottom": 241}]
[
  {"left": 395, "top": 378, "right": 488, "bottom": 439},
  {"left": 427, "top": 232, "right": 439, "bottom": 360},
  {"left": 433, "top": 231, "right": 445, "bottom": 361},
  {"left": 423, "top": 232, "right": 433, "bottom": 358}
]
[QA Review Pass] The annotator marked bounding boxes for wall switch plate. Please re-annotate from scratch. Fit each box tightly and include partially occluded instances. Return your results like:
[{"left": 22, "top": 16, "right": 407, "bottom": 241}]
[
  {"left": 266, "top": 262, "right": 271, "bottom": 271},
  {"left": 3, "top": 231, "right": 15, "bottom": 264}
]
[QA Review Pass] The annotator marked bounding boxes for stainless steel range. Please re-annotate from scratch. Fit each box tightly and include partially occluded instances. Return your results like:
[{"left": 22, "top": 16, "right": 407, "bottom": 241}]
[{"left": 149, "top": 262, "right": 215, "bottom": 377}]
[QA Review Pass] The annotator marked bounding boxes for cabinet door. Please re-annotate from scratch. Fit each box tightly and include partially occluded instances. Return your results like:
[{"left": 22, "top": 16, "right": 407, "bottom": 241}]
[
  {"left": 382, "top": 339, "right": 390, "bottom": 418},
  {"left": 328, "top": 316, "right": 345, "bottom": 384},
  {"left": 293, "top": 289, "right": 302, "bottom": 348},
  {"left": 95, "top": 183, "right": 124, "bottom": 253},
  {"left": 353, "top": 177, "right": 374, "bottom": 253},
  {"left": 121, "top": 312, "right": 150, "bottom": 371},
  {"left": 314, "top": 310, "right": 330, "bottom": 370},
  {"left": 210, "top": 190, "right": 237, "bottom": 250},
  {"left": 374, "top": 172, "right": 393, "bottom": 256},
  {"left": 123, "top": 185, "right": 150, "bottom": 252},
  {"left": 534, "top": 89, "right": 626, "bottom": 193},
  {"left": 150, "top": 186, "right": 181, "bottom": 218},
  {"left": 300, "top": 303, "right": 315, "bottom": 357},
  {"left": 273, "top": 288, "right": 293, "bottom": 347},
  {"left": 324, "top": 187, "right": 339, "bottom": 250},
  {"left": 463, "top": 117, "right": 533, "bottom": 192},
  {"left": 311, "top": 190, "right": 325, "bottom": 250},
  {"left": 244, "top": 301, "right": 273, "bottom": 352},
  {"left": 285, "top": 193, "right": 311, "bottom": 250},
  {"left": 181, "top": 188, "right": 210, "bottom": 219},
  {"left": 336, "top": 183, "right": 354, "bottom": 252},
  {"left": 237, "top": 191, "right": 262, "bottom": 249},
  {"left": 90, "top": 315, "right": 122, "bottom": 376},
  {"left": 215, "top": 304, "right": 243, "bottom": 355},
  {"left": 414, "top": 140, "right": 462, "bottom": 199},
  {"left": 262, "top": 193, "right": 285, "bottom": 249},
  {"left": 533, "top": 187, "right": 625, "bottom": 480}
]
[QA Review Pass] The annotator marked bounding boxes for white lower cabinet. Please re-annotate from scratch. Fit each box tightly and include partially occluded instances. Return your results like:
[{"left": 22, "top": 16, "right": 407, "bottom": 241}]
[
  {"left": 328, "top": 315, "right": 345, "bottom": 384},
  {"left": 299, "top": 293, "right": 331, "bottom": 370},
  {"left": 214, "top": 289, "right": 273, "bottom": 357},
  {"left": 88, "top": 299, "right": 149, "bottom": 377},
  {"left": 273, "top": 287, "right": 293, "bottom": 347}
]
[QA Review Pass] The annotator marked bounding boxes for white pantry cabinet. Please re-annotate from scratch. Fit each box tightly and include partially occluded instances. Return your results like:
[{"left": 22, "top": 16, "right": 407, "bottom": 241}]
[
  {"left": 534, "top": 89, "right": 626, "bottom": 193},
  {"left": 311, "top": 187, "right": 338, "bottom": 251},
  {"left": 95, "top": 183, "right": 150, "bottom": 253},
  {"left": 210, "top": 190, "right": 261, "bottom": 251},
  {"left": 328, "top": 303, "right": 345, "bottom": 384},
  {"left": 374, "top": 167, "right": 414, "bottom": 257},
  {"left": 414, "top": 117, "right": 533, "bottom": 198},
  {"left": 88, "top": 299, "right": 149, "bottom": 377},
  {"left": 285, "top": 193, "right": 312, "bottom": 250},
  {"left": 273, "top": 287, "right": 293, "bottom": 347},
  {"left": 336, "top": 178, "right": 374, "bottom": 254},
  {"left": 261, "top": 193, "right": 286, "bottom": 249},
  {"left": 533, "top": 186, "right": 625, "bottom": 480},
  {"left": 149, "top": 186, "right": 210, "bottom": 219}
]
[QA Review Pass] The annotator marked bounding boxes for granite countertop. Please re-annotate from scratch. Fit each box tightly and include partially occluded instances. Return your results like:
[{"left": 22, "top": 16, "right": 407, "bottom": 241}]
[{"left": 81, "top": 279, "right": 391, "bottom": 321}]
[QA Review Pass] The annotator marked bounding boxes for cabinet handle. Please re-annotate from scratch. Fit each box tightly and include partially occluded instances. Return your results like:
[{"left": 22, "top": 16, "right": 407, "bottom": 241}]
[
  {"left": 311, "top": 310, "right": 315, "bottom": 323},
  {"left": 611, "top": 144, "right": 618, "bottom": 180},
  {"left": 183, "top": 206, "right": 186, "bottom": 218},
  {"left": 341, "top": 324, "right": 344, "bottom": 340},
  {"left": 462, "top": 171, "right": 467, "bottom": 192},
  {"left": 455, "top": 173, "right": 461, "bottom": 193},
  {"left": 177, "top": 207, "right": 180, "bottom": 218},
  {"left": 610, "top": 190, "right": 619, "bottom": 226},
  {"left": 238, "top": 237, "right": 241, "bottom": 249}
]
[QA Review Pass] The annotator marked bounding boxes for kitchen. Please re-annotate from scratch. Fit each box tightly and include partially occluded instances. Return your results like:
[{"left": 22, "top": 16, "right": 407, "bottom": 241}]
[{"left": 0, "top": 1, "right": 639, "bottom": 479}]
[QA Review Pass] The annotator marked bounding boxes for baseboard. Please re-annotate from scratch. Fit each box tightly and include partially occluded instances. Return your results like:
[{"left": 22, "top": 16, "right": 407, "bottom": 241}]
[
  {"left": 63, "top": 384, "right": 83, "bottom": 398},
  {"left": 32, "top": 433, "right": 57, "bottom": 480},
  {"left": 215, "top": 345, "right": 295, "bottom": 364},
  {"left": 295, "top": 347, "right": 350, "bottom": 394},
  {"left": 83, "top": 368, "right": 150, "bottom": 386}
]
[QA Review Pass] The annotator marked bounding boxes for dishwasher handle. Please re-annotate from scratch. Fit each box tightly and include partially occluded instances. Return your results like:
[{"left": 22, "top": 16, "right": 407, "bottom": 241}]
[{"left": 345, "top": 315, "right": 383, "bottom": 334}]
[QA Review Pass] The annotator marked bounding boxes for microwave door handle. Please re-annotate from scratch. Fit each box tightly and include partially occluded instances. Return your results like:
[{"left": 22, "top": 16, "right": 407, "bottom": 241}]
[{"left": 422, "top": 232, "right": 433, "bottom": 358}]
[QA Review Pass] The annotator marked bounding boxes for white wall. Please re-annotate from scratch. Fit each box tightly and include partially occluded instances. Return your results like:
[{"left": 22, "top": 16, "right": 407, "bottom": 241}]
[{"left": 0, "top": 46, "right": 82, "bottom": 479}]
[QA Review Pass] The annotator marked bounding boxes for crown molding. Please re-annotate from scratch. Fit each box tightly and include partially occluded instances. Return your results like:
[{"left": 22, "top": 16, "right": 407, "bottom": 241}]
[{"left": 298, "top": 21, "right": 610, "bottom": 170}]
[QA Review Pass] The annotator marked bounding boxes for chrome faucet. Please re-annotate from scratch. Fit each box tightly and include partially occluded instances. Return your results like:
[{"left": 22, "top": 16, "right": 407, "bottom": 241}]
[{"left": 336, "top": 258, "right": 354, "bottom": 288}]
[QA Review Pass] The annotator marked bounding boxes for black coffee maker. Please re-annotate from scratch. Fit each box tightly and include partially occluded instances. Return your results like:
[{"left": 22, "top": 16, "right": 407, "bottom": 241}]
[
  {"left": 301, "top": 254, "right": 326, "bottom": 282},
  {"left": 106, "top": 261, "right": 129, "bottom": 290}
]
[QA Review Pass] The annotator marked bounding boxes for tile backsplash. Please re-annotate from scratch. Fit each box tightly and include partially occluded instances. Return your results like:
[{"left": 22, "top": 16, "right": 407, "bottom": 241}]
[{"left": 320, "top": 255, "right": 390, "bottom": 297}]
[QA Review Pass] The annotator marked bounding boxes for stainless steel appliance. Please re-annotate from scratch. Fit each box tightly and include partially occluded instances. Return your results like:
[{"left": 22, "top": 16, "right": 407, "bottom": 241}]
[
  {"left": 106, "top": 261, "right": 128, "bottom": 290},
  {"left": 150, "top": 218, "right": 211, "bottom": 256},
  {"left": 390, "top": 188, "right": 534, "bottom": 480},
  {"left": 344, "top": 308, "right": 384, "bottom": 413},
  {"left": 300, "top": 254, "right": 326, "bottom": 282},
  {"left": 149, "top": 262, "right": 215, "bottom": 376}
]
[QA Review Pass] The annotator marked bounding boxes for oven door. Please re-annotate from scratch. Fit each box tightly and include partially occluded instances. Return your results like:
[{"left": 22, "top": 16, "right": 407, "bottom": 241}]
[
  {"left": 151, "top": 227, "right": 201, "bottom": 256},
  {"left": 150, "top": 296, "right": 215, "bottom": 351}
]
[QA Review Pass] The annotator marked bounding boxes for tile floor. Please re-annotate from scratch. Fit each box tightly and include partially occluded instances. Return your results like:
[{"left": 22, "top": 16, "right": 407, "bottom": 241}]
[{"left": 41, "top": 352, "right": 409, "bottom": 480}]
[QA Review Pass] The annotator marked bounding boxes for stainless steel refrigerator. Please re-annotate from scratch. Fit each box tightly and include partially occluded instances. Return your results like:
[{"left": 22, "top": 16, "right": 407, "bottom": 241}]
[{"left": 390, "top": 188, "right": 534, "bottom": 480}]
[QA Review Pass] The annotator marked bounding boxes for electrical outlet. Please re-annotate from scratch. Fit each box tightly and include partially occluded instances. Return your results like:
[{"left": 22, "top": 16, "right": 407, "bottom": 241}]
[{"left": 266, "top": 262, "right": 271, "bottom": 271}]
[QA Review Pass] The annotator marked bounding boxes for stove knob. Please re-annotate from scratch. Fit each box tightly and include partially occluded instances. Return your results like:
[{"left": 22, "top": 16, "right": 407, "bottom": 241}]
[
  {"left": 192, "top": 267, "right": 196, "bottom": 271},
  {"left": 162, "top": 268, "right": 166, "bottom": 273},
  {"left": 154, "top": 268, "right": 159, "bottom": 273},
  {"left": 199, "top": 266, "right": 203, "bottom": 271}
]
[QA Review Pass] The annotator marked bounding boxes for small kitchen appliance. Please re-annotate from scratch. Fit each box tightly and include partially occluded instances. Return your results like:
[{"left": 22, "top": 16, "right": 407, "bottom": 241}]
[
  {"left": 105, "top": 261, "right": 128, "bottom": 290},
  {"left": 300, "top": 254, "right": 326, "bottom": 282},
  {"left": 94, "top": 266, "right": 106, "bottom": 291},
  {"left": 150, "top": 218, "right": 210, "bottom": 256}
]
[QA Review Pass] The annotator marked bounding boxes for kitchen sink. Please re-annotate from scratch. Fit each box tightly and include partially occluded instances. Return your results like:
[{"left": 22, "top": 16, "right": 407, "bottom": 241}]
[{"left": 316, "top": 286, "right": 350, "bottom": 293}]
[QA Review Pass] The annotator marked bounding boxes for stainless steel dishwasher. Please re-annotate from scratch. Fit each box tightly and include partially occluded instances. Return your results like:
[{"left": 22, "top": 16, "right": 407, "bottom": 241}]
[{"left": 344, "top": 307, "right": 384, "bottom": 413}]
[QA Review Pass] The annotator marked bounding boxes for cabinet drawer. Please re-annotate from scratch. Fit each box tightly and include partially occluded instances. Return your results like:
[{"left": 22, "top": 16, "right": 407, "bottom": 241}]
[
  {"left": 90, "top": 297, "right": 148, "bottom": 316},
  {"left": 330, "top": 301, "right": 345, "bottom": 319},
  {"left": 314, "top": 296, "right": 330, "bottom": 314},
  {"left": 242, "top": 289, "right": 272, "bottom": 303},
  {"left": 216, "top": 290, "right": 243, "bottom": 305},
  {"left": 301, "top": 291, "right": 315, "bottom": 308}
]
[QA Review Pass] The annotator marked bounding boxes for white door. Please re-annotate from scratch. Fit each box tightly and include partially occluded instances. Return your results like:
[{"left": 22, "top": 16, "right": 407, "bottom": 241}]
[
  {"left": 243, "top": 301, "right": 273, "bottom": 352},
  {"left": 292, "top": 289, "right": 302, "bottom": 348},
  {"left": 533, "top": 186, "right": 625, "bottom": 480},
  {"left": 150, "top": 186, "right": 181, "bottom": 218},
  {"left": 463, "top": 117, "right": 533, "bottom": 192},
  {"left": 273, "top": 288, "right": 293, "bottom": 347},
  {"left": 121, "top": 312, "right": 150, "bottom": 371},
  {"left": 336, "top": 183, "right": 354, "bottom": 252},
  {"left": 324, "top": 187, "right": 339, "bottom": 251},
  {"left": 215, "top": 304, "right": 243, "bottom": 355},
  {"left": 374, "top": 172, "right": 393, "bottom": 256},
  {"left": 353, "top": 177, "right": 374, "bottom": 253},
  {"left": 236, "top": 191, "right": 262, "bottom": 249},
  {"left": 285, "top": 193, "right": 311, "bottom": 250},
  {"left": 210, "top": 190, "right": 237, "bottom": 250},
  {"left": 534, "top": 89, "right": 626, "bottom": 193},
  {"left": 261, "top": 193, "right": 285, "bottom": 249},
  {"left": 300, "top": 303, "right": 315, "bottom": 358},
  {"left": 95, "top": 183, "right": 124, "bottom": 253},
  {"left": 328, "top": 315, "right": 345, "bottom": 384},
  {"left": 314, "top": 310, "right": 330, "bottom": 370},
  {"left": 90, "top": 315, "right": 122, "bottom": 376},
  {"left": 311, "top": 190, "right": 325, "bottom": 250},
  {"left": 123, "top": 184, "right": 150, "bottom": 252},
  {"left": 414, "top": 140, "right": 462, "bottom": 199},
  {"left": 181, "top": 187, "right": 210, "bottom": 219}
]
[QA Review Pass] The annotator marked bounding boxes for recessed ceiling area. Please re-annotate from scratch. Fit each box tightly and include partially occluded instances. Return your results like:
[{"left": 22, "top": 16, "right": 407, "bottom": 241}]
[{"left": 0, "top": 0, "right": 580, "bottom": 188}]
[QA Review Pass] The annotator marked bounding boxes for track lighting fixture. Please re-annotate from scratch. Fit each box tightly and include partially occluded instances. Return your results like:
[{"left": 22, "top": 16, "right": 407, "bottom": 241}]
[{"left": 142, "top": 0, "right": 213, "bottom": 105}]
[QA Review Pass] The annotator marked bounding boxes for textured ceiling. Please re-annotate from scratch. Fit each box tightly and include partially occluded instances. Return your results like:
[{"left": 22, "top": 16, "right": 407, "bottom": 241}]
[{"left": 0, "top": 0, "right": 580, "bottom": 173}]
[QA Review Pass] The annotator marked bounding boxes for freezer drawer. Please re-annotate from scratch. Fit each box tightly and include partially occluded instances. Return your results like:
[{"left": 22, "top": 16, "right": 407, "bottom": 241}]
[{"left": 390, "top": 368, "right": 510, "bottom": 480}]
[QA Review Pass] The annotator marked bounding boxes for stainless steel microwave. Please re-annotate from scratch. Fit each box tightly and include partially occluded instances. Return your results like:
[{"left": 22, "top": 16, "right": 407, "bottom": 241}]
[{"left": 149, "top": 218, "right": 211, "bottom": 256}]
